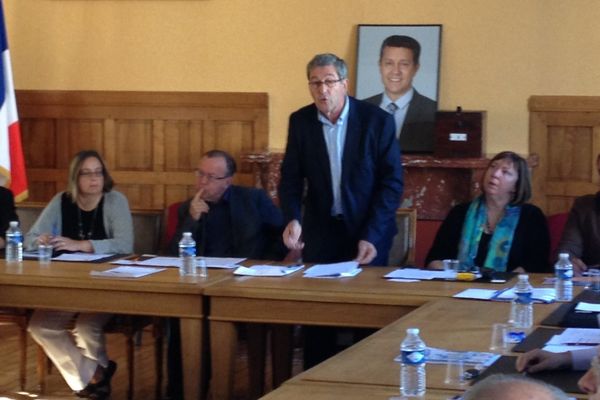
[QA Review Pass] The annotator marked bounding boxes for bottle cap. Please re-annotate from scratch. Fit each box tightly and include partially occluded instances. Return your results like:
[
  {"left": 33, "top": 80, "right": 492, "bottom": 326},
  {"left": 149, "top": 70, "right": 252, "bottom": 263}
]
[
  {"left": 407, "top": 328, "right": 419, "bottom": 335},
  {"left": 183, "top": 232, "right": 192, "bottom": 237},
  {"left": 559, "top": 253, "right": 570, "bottom": 259},
  {"left": 9, "top": 221, "right": 18, "bottom": 227}
]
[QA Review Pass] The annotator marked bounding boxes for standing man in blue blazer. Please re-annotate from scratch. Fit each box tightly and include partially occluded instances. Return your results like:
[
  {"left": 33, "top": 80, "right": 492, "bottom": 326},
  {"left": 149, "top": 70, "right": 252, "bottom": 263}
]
[
  {"left": 279, "top": 53, "right": 404, "bottom": 367},
  {"left": 279, "top": 52, "right": 403, "bottom": 267}
]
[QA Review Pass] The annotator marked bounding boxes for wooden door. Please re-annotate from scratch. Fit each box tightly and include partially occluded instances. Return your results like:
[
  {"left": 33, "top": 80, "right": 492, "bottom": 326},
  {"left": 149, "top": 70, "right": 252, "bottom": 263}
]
[{"left": 529, "top": 96, "right": 600, "bottom": 215}]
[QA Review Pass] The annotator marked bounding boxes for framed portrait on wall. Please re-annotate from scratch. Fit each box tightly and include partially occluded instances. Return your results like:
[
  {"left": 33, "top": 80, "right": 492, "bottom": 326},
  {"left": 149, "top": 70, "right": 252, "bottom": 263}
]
[
  {"left": 356, "top": 25, "right": 442, "bottom": 153},
  {"left": 356, "top": 24, "right": 441, "bottom": 100}
]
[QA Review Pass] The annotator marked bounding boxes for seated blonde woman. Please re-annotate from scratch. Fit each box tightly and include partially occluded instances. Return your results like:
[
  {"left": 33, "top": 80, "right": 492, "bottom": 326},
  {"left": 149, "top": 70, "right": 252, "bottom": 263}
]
[
  {"left": 426, "top": 151, "right": 550, "bottom": 273},
  {"left": 25, "top": 150, "right": 133, "bottom": 400}
]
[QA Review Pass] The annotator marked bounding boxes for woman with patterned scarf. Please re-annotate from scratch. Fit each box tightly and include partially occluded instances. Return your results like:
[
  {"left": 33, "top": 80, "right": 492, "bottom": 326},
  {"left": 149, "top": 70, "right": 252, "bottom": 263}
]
[{"left": 426, "top": 151, "right": 551, "bottom": 273}]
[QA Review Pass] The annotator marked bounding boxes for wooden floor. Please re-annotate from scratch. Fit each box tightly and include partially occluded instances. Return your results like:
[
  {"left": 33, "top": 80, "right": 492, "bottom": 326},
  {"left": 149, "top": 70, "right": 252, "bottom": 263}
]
[{"left": 0, "top": 322, "right": 303, "bottom": 400}]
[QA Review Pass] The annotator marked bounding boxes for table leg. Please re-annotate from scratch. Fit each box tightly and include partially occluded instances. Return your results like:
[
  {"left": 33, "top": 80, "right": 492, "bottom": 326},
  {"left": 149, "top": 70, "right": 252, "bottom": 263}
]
[
  {"left": 246, "top": 323, "right": 267, "bottom": 398},
  {"left": 180, "top": 317, "right": 204, "bottom": 400},
  {"left": 210, "top": 320, "right": 237, "bottom": 400},
  {"left": 270, "top": 324, "right": 293, "bottom": 388}
]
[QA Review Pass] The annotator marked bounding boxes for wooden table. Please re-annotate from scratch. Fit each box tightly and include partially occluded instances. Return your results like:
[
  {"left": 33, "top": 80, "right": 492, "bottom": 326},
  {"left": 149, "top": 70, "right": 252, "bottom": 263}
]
[
  {"left": 259, "top": 380, "right": 459, "bottom": 400},
  {"left": 292, "top": 298, "right": 561, "bottom": 392},
  {"left": 0, "top": 259, "right": 231, "bottom": 400},
  {"left": 206, "top": 267, "right": 539, "bottom": 399}
]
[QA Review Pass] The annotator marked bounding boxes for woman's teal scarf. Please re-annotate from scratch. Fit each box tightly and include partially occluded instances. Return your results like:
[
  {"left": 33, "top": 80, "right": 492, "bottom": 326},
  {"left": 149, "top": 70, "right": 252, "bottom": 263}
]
[{"left": 457, "top": 196, "right": 521, "bottom": 272}]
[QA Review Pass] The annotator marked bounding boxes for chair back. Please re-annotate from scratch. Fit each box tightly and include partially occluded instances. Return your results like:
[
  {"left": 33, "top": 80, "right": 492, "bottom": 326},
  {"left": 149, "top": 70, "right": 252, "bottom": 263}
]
[
  {"left": 388, "top": 208, "right": 417, "bottom": 266},
  {"left": 132, "top": 211, "right": 162, "bottom": 254},
  {"left": 547, "top": 212, "right": 569, "bottom": 262},
  {"left": 161, "top": 201, "right": 183, "bottom": 253}
]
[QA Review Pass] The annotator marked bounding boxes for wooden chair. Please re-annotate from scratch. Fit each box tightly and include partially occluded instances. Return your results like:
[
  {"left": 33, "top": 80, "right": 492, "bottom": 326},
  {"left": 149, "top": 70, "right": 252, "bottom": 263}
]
[
  {"left": 388, "top": 208, "right": 417, "bottom": 266},
  {"left": 0, "top": 308, "right": 29, "bottom": 390}
]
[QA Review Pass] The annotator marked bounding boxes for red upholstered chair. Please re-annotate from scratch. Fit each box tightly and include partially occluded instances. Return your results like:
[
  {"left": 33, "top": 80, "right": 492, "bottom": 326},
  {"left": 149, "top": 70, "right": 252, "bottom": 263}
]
[
  {"left": 547, "top": 212, "right": 569, "bottom": 263},
  {"left": 161, "top": 201, "right": 183, "bottom": 254}
]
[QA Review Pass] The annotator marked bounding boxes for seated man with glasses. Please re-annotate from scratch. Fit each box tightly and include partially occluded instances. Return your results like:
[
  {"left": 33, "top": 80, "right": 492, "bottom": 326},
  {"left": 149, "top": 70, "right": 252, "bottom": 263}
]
[
  {"left": 166, "top": 149, "right": 286, "bottom": 399},
  {"left": 167, "top": 149, "right": 285, "bottom": 259}
]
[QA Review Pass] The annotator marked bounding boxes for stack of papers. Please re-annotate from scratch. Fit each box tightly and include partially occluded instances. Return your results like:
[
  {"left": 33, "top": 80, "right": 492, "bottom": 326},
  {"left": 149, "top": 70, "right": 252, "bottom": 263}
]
[
  {"left": 303, "top": 261, "right": 361, "bottom": 278},
  {"left": 90, "top": 266, "right": 165, "bottom": 278},
  {"left": 393, "top": 347, "right": 500, "bottom": 367},
  {"left": 112, "top": 256, "right": 245, "bottom": 269},
  {"left": 233, "top": 264, "right": 304, "bottom": 277},
  {"left": 543, "top": 328, "right": 600, "bottom": 353},
  {"left": 453, "top": 287, "right": 555, "bottom": 303}
]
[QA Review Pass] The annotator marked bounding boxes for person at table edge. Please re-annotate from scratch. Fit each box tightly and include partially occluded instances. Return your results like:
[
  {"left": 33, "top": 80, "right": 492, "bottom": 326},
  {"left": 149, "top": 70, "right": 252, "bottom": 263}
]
[
  {"left": 425, "top": 151, "right": 551, "bottom": 273},
  {"left": 166, "top": 149, "right": 286, "bottom": 399},
  {"left": 555, "top": 153, "right": 600, "bottom": 276},
  {"left": 25, "top": 150, "right": 133, "bottom": 400}
]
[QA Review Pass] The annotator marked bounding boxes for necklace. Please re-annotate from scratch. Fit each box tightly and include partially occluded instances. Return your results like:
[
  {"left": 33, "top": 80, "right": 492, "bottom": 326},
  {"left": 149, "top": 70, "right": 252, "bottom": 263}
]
[{"left": 77, "top": 206, "right": 98, "bottom": 240}]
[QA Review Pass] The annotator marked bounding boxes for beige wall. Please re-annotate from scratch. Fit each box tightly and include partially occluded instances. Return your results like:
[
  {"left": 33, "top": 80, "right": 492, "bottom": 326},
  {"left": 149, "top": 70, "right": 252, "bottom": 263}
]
[{"left": 5, "top": 0, "right": 600, "bottom": 154}]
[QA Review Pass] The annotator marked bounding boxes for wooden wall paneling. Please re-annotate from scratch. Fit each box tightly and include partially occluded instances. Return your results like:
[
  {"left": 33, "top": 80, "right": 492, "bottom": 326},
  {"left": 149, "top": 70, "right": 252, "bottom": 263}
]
[
  {"left": 16, "top": 90, "right": 269, "bottom": 212},
  {"left": 529, "top": 95, "right": 600, "bottom": 215},
  {"left": 66, "top": 119, "right": 105, "bottom": 156},
  {"left": 103, "top": 118, "right": 117, "bottom": 168},
  {"left": 151, "top": 120, "right": 166, "bottom": 210},
  {"left": 21, "top": 119, "right": 56, "bottom": 168}
]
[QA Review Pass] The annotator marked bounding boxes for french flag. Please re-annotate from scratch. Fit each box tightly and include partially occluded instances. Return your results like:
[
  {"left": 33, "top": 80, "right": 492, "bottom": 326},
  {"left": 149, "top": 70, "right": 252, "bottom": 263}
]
[{"left": 0, "top": 0, "right": 27, "bottom": 201}]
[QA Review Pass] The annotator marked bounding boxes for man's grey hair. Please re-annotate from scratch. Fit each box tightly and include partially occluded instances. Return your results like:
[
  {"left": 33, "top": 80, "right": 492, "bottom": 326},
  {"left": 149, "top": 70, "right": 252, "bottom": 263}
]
[
  {"left": 306, "top": 53, "right": 348, "bottom": 80},
  {"left": 463, "top": 374, "right": 568, "bottom": 400}
]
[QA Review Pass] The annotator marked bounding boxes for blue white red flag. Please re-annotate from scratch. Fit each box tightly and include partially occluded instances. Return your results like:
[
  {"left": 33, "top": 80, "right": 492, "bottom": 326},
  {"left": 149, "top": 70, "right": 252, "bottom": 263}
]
[{"left": 0, "top": 0, "right": 27, "bottom": 201}]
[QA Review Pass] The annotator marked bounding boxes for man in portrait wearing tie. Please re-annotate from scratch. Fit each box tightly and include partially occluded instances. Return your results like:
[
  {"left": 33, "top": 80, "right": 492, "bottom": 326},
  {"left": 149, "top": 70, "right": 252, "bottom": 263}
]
[{"left": 364, "top": 35, "right": 437, "bottom": 153}]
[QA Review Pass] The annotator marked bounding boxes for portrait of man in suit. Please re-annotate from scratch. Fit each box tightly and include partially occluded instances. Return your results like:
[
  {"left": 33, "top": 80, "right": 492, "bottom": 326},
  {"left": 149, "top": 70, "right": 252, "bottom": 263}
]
[{"left": 357, "top": 26, "right": 441, "bottom": 153}]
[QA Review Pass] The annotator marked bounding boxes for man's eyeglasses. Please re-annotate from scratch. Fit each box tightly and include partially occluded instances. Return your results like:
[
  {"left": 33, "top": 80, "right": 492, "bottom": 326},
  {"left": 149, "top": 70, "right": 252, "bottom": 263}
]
[
  {"left": 308, "top": 78, "right": 343, "bottom": 89},
  {"left": 195, "top": 170, "right": 229, "bottom": 182},
  {"left": 79, "top": 170, "right": 104, "bottom": 178}
]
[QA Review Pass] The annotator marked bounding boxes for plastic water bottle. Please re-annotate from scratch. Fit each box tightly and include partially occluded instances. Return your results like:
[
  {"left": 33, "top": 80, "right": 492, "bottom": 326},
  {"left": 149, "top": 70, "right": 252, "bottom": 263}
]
[
  {"left": 178, "top": 232, "right": 196, "bottom": 276},
  {"left": 5, "top": 221, "right": 23, "bottom": 263},
  {"left": 400, "top": 327, "right": 426, "bottom": 397},
  {"left": 554, "top": 253, "right": 573, "bottom": 302},
  {"left": 507, "top": 274, "right": 533, "bottom": 343}
]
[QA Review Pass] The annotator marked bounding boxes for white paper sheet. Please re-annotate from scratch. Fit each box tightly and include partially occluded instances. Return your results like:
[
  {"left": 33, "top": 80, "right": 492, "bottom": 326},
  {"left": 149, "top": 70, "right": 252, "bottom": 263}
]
[
  {"left": 90, "top": 266, "right": 165, "bottom": 278},
  {"left": 53, "top": 252, "right": 115, "bottom": 262},
  {"left": 233, "top": 264, "right": 304, "bottom": 277},
  {"left": 453, "top": 288, "right": 498, "bottom": 300},
  {"left": 542, "top": 344, "right": 597, "bottom": 353},
  {"left": 575, "top": 302, "right": 600, "bottom": 313},
  {"left": 493, "top": 287, "right": 556, "bottom": 303},
  {"left": 384, "top": 268, "right": 456, "bottom": 280},
  {"left": 303, "top": 261, "right": 361, "bottom": 278},
  {"left": 112, "top": 256, "right": 245, "bottom": 269},
  {"left": 394, "top": 347, "right": 500, "bottom": 367},
  {"left": 453, "top": 287, "right": 556, "bottom": 303},
  {"left": 546, "top": 328, "right": 600, "bottom": 346}
]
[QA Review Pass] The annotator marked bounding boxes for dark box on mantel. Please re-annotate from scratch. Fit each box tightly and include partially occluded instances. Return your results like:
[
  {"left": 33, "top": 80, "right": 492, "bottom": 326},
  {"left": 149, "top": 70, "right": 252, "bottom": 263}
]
[{"left": 434, "top": 109, "right": 486, "bottom": 158}]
